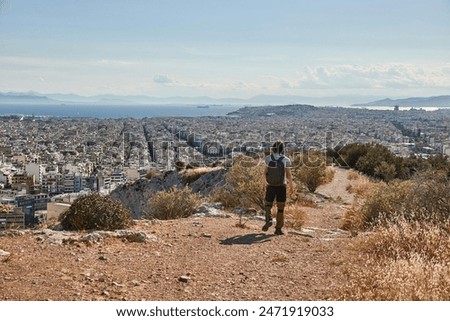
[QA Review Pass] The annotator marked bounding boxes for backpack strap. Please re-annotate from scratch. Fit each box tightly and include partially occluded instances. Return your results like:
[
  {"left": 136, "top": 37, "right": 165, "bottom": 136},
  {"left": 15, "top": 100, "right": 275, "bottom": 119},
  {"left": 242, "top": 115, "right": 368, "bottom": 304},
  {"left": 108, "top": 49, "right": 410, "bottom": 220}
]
[{"left": 275, "top": 155, "right": 284, "bottom": 165}]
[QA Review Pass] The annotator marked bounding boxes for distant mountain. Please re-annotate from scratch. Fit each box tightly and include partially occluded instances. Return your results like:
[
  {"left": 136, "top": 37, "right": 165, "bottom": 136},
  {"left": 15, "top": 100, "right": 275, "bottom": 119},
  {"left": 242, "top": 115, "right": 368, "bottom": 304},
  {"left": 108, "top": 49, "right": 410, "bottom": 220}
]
[
  {"left": 353, "top": 95, "right": 450, "bottom": 107},
  {"left": 44, "top": 93, "right": 385, "bottom": 106},
  {"left": 0, "top": 91, "right": 415, "bottom": 106},
  {"left": 0, "top": 92, "right": 59, "bottom": 104}
]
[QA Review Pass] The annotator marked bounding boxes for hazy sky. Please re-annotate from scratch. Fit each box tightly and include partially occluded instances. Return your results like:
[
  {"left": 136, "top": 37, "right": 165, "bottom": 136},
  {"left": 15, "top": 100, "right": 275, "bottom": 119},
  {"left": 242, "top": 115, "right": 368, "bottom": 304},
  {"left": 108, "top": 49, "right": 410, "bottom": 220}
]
[{"left": 1, "top": 0, "right": 450, "bottom": 99}]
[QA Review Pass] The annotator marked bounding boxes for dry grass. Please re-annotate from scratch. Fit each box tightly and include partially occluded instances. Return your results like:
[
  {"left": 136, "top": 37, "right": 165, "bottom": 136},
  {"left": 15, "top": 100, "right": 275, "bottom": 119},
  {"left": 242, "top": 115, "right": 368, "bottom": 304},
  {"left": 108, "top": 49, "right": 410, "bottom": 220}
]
[
  {"left": 323, "top": 167, "right": 336, "bottom": 184},
  {"left": 209, "top": 186, "right": 239, "bottom": 209},
  {"left": 294, "top": 196, "right": 319, "bottom": 209},
  {"left": 343, "top": 172, "right": 450, "bottom": 230},
  {"left": 337, "top": 220, "right": 450, "bottom": 300},
  {"left": 347, "top": 170, "right": 360, "bottom": 181},
  {"left": 342, "top": 173, "right": 384, "bottom": 230},
  {"left": 345, "top": 173, "right": 382, "bottom": 199},
  {"left": 180, "top": 167, "right": 222, "bottom": 185},
  {"left": 338, "top": 170, "right": 450, "bottom": 300},
  {"left": 145, "top": 186, "right": 202, "bottom": 220},
  {"left": 284, "top": 203, "right": 308, "bottom": 230}
]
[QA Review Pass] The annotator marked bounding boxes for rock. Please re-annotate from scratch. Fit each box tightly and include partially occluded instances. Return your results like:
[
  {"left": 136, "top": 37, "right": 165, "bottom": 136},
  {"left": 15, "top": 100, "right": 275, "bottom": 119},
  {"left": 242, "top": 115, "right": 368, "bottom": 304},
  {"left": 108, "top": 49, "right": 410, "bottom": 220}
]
[
  {"left": 178, "top": 276, "right": 190, "bottom": 283},
  {"left": 233, "top": 208, "right": 247, "bottom": 215},
  {"left": 288, "top": 231, "right": 314, "bottom": 238},
  {"left": 0, "top": 249, "right": 11, "bottom": 258},
  {"left": 111, "top": 169, "right": 226, "bottom": 218},
  {"left": 81, "top": 232, "right": 103, "bottom": 243},
  {"left": 0, "top": 230, "right": 26, "bottom": 237},
  {"left": 125, "top": 232, "right": 148, "bottom": 243},
  {"left": 201, "top": 233, "right": 212, "bottom": 238}
]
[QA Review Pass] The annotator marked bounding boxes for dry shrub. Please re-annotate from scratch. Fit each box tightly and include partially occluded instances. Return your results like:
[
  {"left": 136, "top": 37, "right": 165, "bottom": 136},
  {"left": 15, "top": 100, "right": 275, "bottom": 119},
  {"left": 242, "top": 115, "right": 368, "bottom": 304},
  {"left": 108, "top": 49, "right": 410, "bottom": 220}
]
[
  {"left": 359, "top": 180, "right": 414, "bottom": 227},
  {"left": 322, "top": 167, "right": 336, "bottom": 184},
  {"left": 343, "top": 175, "right": 385, "bottom": 230},
  {"left": 337, "top": 220, "right": 450, "bottom": 300},
  {"left": 146, "top": 186, "right": 201, "bottom": 220},
  {"left": 284, "top": 203, "right": 307, "bottom": 230},
  {"left": 145, "top": 168, "right": 161, "bottom": 179},
  {"left": 346, "top": 173, "right": 381, "bottom": 199},
  {"left": 358, "top": 175, "right": 450, "bottom": 228},
  {"left": 292, "top": 152, "right": 329, "bottom": 193},
  {"left": 342, "top": 202, "right": 366, "bottom": 231},
  {"left": 347, "top": 170, "right": 360, "bottom": 181},
  {"left": 221, "top": 155, "right": 265, "bottom": 210},
  {"left": 59, "top": 193, "right": 134, "bottom": 231},
  {"left": 209, "top": 186, "right": 239, "bottom": 209}
]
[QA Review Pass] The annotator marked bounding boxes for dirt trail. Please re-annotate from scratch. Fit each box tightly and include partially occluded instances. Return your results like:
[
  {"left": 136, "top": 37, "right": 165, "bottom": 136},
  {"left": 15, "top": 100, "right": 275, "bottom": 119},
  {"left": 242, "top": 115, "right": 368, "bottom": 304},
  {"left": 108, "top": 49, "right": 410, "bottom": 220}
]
[{"left": 0, "top": 168, "right": 356, "bottom": 301}]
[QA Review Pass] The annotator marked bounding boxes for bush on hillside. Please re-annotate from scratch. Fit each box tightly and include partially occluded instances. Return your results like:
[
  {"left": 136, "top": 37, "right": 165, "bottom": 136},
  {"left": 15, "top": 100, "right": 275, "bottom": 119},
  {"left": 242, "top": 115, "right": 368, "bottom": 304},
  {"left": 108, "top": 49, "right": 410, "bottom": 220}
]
[
  {"left": 145, "top": 186, "right": 201, "bottom": 220},
  {"left": 344, "top": 170, "right": 450, "bottom": 230},
  {"left": 292, "top": 151, "right": 331, "bottom": 193},
  {"left": 222, "top": 154, "right": 266, "bottom": 210},
  {"left": 59, "top": 193, "right": 134, "bottom": 231}
]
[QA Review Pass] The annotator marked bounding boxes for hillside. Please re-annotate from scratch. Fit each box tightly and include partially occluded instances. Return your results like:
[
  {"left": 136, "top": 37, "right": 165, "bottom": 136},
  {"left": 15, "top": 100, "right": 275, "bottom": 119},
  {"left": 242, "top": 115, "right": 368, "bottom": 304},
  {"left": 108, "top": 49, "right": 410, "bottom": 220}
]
[
  {"left": 352, "top": 95, "right": 450, "bottom": 107},
  {"left": 0, "top": 168, "right": 357, "bottom": 301}
]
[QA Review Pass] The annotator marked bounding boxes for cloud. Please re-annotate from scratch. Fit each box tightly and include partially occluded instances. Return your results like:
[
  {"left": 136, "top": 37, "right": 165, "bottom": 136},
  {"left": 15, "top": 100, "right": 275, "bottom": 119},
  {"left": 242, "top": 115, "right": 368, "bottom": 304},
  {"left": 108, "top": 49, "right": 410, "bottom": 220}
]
[
  {"left": 290, "top": 63, "right": 450, "bottom": 91},
  {"left": 153, "top": 74, "right": 174, "bottom": 85}
]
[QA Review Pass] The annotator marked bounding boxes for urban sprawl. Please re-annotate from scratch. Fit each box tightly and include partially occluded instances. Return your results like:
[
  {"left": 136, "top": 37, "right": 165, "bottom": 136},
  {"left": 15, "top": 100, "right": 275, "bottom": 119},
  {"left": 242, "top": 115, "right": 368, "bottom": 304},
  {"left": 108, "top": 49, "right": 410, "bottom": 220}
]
[{"left": 2, "top": 104, "right": 450, "bottom": 228}]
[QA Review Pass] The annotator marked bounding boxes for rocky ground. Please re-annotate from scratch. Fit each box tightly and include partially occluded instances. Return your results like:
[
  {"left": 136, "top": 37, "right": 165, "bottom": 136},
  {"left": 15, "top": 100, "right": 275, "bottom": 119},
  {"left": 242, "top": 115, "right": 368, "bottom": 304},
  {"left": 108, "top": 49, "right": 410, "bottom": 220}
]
[{"left": 0, "top": 168, "right": 360, "bottom": 301}]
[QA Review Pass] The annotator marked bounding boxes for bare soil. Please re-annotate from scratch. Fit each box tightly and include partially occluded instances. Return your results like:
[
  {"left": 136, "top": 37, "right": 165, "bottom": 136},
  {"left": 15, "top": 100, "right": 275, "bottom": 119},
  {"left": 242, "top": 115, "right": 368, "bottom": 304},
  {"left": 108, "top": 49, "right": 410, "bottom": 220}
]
[{"left": 0, "top": 168, "right": 358, "bottom": 301}]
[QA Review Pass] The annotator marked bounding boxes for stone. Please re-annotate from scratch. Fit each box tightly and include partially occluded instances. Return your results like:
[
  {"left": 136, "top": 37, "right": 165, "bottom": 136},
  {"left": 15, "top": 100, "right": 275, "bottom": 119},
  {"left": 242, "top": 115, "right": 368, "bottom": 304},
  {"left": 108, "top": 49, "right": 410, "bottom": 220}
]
[{"left": 178, "top": 276, "right": 190, "bottom": 283}]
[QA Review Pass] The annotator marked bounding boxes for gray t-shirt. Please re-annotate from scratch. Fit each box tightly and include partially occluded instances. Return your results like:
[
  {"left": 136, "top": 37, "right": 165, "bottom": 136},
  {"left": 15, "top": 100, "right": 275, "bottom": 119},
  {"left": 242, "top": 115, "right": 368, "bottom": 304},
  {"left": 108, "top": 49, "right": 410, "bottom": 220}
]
[{"left": 264, "top": 153, "right": 292, "bottom": 185}]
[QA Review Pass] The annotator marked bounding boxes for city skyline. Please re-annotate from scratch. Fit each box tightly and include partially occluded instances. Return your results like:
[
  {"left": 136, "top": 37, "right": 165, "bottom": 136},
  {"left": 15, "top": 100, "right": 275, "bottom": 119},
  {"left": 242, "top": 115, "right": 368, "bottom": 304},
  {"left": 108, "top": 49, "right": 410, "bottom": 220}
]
[{"left": 1, "top": 0, "right": 450, "bottom": 99}]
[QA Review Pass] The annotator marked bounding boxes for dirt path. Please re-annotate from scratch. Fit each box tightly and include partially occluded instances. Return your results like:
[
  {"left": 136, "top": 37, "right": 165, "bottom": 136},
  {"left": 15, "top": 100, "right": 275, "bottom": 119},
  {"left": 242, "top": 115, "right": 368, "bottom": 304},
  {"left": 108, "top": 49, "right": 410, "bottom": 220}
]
[{"left": 0, "top": 167, "right": 356, "bottom": 301}]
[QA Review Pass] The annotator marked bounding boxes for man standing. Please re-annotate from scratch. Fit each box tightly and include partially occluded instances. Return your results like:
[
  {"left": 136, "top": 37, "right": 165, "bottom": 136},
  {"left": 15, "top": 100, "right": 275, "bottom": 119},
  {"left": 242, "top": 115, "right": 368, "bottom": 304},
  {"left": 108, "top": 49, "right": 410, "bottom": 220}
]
[{"left": 262, "top": 141, "right": 294, "bottom": 235}]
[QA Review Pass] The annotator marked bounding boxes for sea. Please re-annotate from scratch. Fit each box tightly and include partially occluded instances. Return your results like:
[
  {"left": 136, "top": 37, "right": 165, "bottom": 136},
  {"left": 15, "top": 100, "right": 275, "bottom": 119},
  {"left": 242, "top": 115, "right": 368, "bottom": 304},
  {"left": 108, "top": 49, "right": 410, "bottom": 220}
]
[
  {"left": 0, "top": 104, "right": 447, "bottom": 119},
  {"left": 0, "top": 104, "right": 242, "bottom": 119}
]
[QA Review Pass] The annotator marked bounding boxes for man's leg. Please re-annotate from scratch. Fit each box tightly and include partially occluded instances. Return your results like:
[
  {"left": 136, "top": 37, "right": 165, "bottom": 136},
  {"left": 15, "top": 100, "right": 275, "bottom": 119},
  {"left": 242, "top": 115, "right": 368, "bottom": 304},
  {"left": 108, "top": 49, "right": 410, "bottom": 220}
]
[
  {"left": 262, "top": 186, "right": 275, "bottom": 231},
  {"left": 275, "top": 201, "right": 285, "bottom": 229},
  {"left": 264, "top": 200, "right": 273, "bottom": 221},
  {"left": 275, "top": 186, "right": 287, "bottom": 235}
]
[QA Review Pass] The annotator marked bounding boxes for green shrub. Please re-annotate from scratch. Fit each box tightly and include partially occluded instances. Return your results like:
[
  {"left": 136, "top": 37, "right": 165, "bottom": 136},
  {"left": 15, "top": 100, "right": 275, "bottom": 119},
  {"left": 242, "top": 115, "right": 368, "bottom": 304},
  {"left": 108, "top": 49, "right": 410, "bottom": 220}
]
[
  {"left": 59, "top": 193, "right": 134, "bottom": 231},
  {"left": 145, "top": 186, "right": 201, "bottom": 220}
]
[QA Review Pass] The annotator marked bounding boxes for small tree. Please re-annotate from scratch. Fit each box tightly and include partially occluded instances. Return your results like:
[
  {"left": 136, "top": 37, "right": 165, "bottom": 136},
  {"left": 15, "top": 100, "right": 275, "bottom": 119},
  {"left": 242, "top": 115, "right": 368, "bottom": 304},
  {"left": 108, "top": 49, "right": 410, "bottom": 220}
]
[{"left": 225, "top": 154, "right": 265, "bottom": 210}]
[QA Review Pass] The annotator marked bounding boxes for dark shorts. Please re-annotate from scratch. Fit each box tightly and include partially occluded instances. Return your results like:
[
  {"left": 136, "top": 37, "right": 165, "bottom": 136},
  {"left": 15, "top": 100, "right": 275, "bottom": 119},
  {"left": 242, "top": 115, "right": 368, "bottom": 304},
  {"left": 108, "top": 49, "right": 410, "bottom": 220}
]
[{"left": 265, "top": 185, "right": 287, "bottom": 203}]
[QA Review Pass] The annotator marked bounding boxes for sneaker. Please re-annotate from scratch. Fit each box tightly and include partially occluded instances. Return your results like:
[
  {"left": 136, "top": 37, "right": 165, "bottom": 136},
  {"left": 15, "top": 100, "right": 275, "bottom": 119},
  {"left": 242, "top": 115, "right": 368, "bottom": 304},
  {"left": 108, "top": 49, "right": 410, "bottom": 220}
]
[
  {"left": 274, "top": 228, "right": 284, "bottom": 235},
  {"left": 262, "top": 220, "right": 273, "bottom": 231}
]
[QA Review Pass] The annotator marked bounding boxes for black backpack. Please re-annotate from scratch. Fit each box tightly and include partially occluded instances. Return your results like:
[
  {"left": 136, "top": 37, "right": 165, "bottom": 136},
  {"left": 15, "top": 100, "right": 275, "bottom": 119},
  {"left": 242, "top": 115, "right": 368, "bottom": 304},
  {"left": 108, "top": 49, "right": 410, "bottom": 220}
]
[{"left": 266, "top": 155, "right": 285, "bottom": 186}]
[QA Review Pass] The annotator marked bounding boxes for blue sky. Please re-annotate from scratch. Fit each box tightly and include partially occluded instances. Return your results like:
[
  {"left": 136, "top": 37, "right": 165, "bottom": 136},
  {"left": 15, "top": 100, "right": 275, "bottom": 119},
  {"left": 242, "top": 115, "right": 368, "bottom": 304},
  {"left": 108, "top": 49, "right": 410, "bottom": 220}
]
[{"left": 1, "top": 0, "right": 450, "bottom": 99}]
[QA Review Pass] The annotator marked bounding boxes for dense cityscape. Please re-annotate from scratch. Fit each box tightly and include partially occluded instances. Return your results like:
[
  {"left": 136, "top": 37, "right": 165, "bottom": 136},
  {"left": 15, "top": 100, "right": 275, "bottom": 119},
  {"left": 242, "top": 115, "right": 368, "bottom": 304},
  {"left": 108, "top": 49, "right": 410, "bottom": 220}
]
[{"left": 2, "top": 104, "right": 450, "bottom": 228}]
